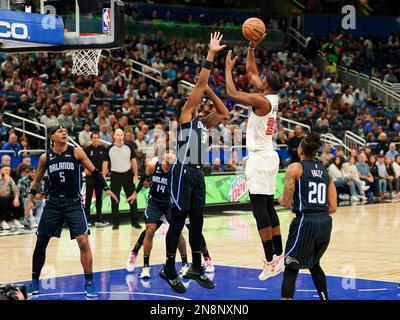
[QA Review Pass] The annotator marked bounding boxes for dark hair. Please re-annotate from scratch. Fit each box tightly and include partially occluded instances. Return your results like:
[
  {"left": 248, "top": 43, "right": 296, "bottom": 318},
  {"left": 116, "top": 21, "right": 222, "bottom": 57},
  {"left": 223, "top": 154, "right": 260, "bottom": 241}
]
[
  {"left": 91, "top": 131, "right": 100, "bottom": 139},
  {"left": 300, "top": 132, "right": 321, "bottom": 158},
  {"left": 266, "top": 71, "right": 284, "bottom": 92},
  {"left": 395, "top": 154, "right": 400, "bottom": 161},
  {"left": 332, "top": 156, "right": 344, "bottom": 170}
]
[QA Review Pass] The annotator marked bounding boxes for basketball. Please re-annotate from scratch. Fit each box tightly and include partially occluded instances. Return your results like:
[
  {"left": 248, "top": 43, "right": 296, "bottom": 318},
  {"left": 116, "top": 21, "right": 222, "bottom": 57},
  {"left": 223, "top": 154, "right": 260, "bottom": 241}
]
[{"left": 242, "top": 17, "right": 266, "bottom": 41}]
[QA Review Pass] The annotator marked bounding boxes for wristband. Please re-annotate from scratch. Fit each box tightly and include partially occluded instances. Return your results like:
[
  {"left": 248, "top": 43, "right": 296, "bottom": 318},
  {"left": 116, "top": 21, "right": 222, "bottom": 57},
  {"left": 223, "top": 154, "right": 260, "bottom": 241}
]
[
  {"left": 203, "top": 60, "right": 213, "bottom": 70},
  {"left": 28, "top": 188, "right": 38, "bottom": 196},
  {"left": 104, "top": 186, "right": 110, "bottom": 192},
  {"left": 248, "top": 47, "right": 255, "bottom": 50}
]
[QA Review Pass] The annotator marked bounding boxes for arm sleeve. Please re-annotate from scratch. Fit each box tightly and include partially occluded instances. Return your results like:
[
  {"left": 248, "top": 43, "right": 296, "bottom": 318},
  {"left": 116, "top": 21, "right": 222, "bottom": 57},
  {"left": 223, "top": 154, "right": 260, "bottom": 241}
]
[{"left": 136, "top": 174, "right": 149, "bottom": 194}]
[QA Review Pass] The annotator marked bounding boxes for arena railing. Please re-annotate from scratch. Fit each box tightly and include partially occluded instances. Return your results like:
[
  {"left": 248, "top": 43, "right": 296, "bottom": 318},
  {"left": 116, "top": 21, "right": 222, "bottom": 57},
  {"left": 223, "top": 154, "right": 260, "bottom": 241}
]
[
  {"left": 319, "top": 55, "right": 400, "bottom": 111},
  {"left": 178, "top": 80, "right": 195, "bottom": 94},
  {"left": 17, "top": 150, "right": 45, "bottom": 156},
  {"left": 0, "top": 150, "right": 16, "bottom": 156},
  {"left": 128, "top": 59, "right": 162, "bottom": 84},
  {"left": 320, "top": 133, "right": 351, "bottom": 155},
  {"left": 344, "top": 130, "right": 366, "bottom": 153},
  {"left": 279, "top": 116, "right": 311, "bottom": 132},
  {"left": 2, "top": 112, "right": 48, "bottom": 151}
]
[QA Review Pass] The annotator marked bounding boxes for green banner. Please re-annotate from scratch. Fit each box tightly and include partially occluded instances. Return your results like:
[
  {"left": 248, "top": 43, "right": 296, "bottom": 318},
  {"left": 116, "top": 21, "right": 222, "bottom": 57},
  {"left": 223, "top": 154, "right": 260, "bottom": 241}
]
[{"left": 85, "top": 172, "right": 285, "bottom": 214}]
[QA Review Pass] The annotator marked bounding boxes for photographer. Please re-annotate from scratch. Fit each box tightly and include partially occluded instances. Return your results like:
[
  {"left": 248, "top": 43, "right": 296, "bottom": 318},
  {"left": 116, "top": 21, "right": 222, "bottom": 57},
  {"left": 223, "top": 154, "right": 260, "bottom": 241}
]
[{"left": 0, "top": 284, "right": 27, "bottom": 300}]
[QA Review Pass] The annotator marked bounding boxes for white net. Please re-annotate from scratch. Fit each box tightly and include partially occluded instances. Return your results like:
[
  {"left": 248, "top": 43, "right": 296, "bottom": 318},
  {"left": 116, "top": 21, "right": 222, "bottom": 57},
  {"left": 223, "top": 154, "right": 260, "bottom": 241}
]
[{"left": 71, "top": 49, "right": 102, "bottom": 76}]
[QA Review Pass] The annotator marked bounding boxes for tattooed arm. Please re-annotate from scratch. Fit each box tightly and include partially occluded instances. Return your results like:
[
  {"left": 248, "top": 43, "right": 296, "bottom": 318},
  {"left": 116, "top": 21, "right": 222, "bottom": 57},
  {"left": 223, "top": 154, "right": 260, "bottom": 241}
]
[{"left": 278, "top": 163, "right": 303, "bottom": 209}]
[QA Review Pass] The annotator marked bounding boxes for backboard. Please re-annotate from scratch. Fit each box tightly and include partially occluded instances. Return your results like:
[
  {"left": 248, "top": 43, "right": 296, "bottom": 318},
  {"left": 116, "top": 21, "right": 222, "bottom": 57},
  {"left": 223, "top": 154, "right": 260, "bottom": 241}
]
[{"left": 0, "top": 0, "right": 124, "bottom": 52}]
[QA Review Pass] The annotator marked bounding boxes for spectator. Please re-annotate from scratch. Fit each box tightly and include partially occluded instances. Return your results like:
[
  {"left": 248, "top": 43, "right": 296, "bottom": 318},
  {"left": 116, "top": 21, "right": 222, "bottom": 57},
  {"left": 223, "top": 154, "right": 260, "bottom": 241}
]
[
  {"left": 224, "top": 151, "right": 239, "bottom": 172},
  {"left": 1, "top": 133, "right": 21, "bottom": 154},
  {"left": 0, "top": 165, "right": 22, "bottom": 230},
  {"left": 15, "top": 163, "right": 29, "bottom": 182},
  {"left": 211, "top": 158, "right": 223, "bottom": 173},
  {"left": 376, "top": 154, "right": 395, "bottom": 197},
  {"left": 393, "top": 154, "right": 400, "bottom": 177},
  {"left": 98, "top": 124, "right": 112, "bottom": 146},
  {"left": 316, "top": 113, "right": 329, "bottom": 128},
  {"left": 135, "top": 131, "right": 148, "bottom": 153},
  {"left": 377, "top": 132, "right": 389, "bottom": 155},
  {"left": 385, "top": 156, "right": 400, "bottom": 195},
  {"left": 40, "top": 108, "right": 59, "bottom": 130},
  {"left": 328, "top": 156, "right": 360, "bottom": 203},
  {"left": 124, "top": 131, "right": 137, "bottom": 152},
  {"left": 0, "top": 114, "right": 8, "bottom": 142},
  {"left": 18, "top": 136, "right": 29, "bottom": 157},
  {"left": 321, "top": 145, "right": 333, "bottom": 167},
  {"left": 356, "top": 153, "right": 378, "bottom": 196},
  {"left": 287, "top": 125, "right": 303, "bottom": 163},
  {"left": 369, "top": 155, "right": 387, "bottom": 199},
  {"left": 17, "top": 167, "right": 46, "bottom": 229},
  {"left": 57, "top": 105, "right": 74, "bottom": 130},
  {"left": 343, "top": 155, "right": 370, "bottom": 200},
  {"left": 386, "top": 143, "right": 398, "bottom": 160},
  {"left": 78, "top": 122, "right": 92, "bottom": 148}
]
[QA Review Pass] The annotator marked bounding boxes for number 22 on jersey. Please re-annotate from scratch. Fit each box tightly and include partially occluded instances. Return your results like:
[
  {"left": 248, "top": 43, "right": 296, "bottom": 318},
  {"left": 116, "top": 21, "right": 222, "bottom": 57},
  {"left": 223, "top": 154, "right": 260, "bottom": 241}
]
[{"left": 265, "top": 118, "right": 275, "bottom": 135}]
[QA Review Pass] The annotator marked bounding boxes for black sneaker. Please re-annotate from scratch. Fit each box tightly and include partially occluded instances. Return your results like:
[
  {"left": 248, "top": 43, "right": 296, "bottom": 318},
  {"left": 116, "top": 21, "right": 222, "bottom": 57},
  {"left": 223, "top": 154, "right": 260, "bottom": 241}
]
[
  {"left": 159, "top": 267, "right": 186, "bottom": 293},
  {"left": 185, "top": 267, "right": 215, "bottom": 289},
  {"left": 112, "top": 224, "right": 119, "bottom": 230},
  {"left": 132, "top": 222, "right": 142, "bottom": 229}
]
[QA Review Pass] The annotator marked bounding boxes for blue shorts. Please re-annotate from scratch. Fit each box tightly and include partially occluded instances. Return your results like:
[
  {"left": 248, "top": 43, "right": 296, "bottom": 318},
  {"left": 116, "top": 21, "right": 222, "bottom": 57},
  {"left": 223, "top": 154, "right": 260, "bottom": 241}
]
[
  {"left": 284, "top": 213, "right": 332, "bottom": 269},
  {"left": 144, "top": 197, "right": 171, "bottom": 224},
  {"left": 37, "top": 197, "right": 90, "bottom": 240}
]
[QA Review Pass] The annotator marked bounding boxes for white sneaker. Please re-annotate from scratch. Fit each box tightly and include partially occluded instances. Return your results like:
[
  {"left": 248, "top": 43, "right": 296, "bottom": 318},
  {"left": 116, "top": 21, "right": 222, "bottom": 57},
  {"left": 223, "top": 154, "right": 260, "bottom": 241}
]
[
  {"left": 95, "top": 221, "right": 110, "bottom": 228},
  {"left": 204, "top": 258, "right": 215, "bottom": 273},
  {"left": 11, "top": 220, "right": 25, "bottom": 229},
  {"left": 351, "top": 195, "right": 361, "bottom": 202},
  {"left": 339, "top": 193, "right": 350, "bottom": 200},
  {"left": 258, "top": 258, "right": 282, "bottom": 281},
  {"left": 126, "top": 252, "right": 137, "bottom": 272},
  {"left": 180, "top": 264, "right": 190, "bottom": 278},
  {"left": 0, "top": 221, "right": 10, "bottom": 230},
  {"left": 273, "top": 254, "right": 285, "bottom": 273},
  {"left": 140, "top": 266, "right": 151, "bottom": 279},
  {"left": 361, "top": 185, "right": 370, "bottom": 191}
]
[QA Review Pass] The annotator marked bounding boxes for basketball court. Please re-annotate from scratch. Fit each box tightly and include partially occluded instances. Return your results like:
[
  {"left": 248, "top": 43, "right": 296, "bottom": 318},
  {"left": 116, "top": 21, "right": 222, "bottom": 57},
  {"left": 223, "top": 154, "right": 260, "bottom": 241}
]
[{"left": 1, "top": 203, "right": 399, "bottom": 300}]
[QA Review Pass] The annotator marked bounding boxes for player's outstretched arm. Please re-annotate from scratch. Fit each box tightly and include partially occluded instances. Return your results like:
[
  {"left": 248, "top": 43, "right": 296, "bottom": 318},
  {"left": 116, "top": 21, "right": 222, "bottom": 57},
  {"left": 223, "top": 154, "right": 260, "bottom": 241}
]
[
  {"left": 74, "top": 148, "right": 119, "bottom": 203},
  {"left": 180, "top": 32, "right": 226, "bottom": 124},
  {"left": 246, "top": 34, "right": 266, "bottom": 90},
  {"left": 327, "top": 179, "right": 337, "bottom": 214},
  {"left": 25, "top": 153, "right": 47, "bottom": 218},
  {"left": 225, "top": 50, "right": 270, "bottom": 111},
  {"left": 127, "top": 159, "right": 156, "bottom": 204},
  {"left": 202, "top": 84, "right": 229, "bottom": 129},
  {"left": 278, "top": 163, "right": 302, "bottom": 209}
]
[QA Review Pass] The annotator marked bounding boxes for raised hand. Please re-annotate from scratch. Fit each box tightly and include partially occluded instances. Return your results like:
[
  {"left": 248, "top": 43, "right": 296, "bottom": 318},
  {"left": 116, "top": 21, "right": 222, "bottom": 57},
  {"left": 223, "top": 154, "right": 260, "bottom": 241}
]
[
  {"left": 225, "top": 50, "right": 239, "bottom": 70},
  {"left": 209, "top": 32, "right": 227, "bottom": 53},
  {"left": 249, "top": 32, "right": 267, "bottom": 48}
]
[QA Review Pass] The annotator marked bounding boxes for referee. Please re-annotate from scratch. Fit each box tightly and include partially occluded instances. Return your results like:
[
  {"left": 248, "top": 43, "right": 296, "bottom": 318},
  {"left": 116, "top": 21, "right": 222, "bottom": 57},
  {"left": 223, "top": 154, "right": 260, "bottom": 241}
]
[
  {"left": 84, "top": 132, "right": 109, "bottom": 228},
  {"left": 103, "top": 128, "right": 141, "bottom": 230}
]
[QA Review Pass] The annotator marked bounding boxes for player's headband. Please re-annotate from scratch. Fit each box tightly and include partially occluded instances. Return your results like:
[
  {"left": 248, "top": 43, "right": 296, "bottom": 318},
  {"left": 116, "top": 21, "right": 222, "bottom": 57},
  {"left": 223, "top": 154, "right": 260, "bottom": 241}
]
[{"left": 49, "top": 125, "right": 67, "bottom": 136}]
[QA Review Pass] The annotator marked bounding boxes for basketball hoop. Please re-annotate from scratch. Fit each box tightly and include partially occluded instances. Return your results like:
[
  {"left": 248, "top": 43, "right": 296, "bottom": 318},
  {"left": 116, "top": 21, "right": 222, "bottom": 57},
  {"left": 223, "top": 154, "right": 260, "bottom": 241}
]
[{"left": 71, "top": 49, "right": 102, "bottom": 76}]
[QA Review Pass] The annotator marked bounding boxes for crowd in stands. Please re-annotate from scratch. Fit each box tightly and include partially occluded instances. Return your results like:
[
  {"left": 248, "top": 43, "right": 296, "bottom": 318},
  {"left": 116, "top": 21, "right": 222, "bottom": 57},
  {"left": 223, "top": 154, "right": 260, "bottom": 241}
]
[{"left": 1, "top": 28, "right": 400, "bottom": 231}]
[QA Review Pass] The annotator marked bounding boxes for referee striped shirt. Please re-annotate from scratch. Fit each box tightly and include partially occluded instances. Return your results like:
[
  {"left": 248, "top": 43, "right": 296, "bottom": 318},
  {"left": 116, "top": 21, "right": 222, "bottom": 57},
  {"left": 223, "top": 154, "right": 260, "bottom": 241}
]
[{"left": 105, "top": 143, "right": 135, "bottom": 173}]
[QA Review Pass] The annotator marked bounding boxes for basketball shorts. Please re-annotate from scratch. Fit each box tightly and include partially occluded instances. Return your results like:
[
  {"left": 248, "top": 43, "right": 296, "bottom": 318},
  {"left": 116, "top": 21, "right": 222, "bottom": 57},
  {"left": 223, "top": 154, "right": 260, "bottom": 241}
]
[
  {"left": 170, "top": 164, "right": 206, "bottom": 212},
  {"left": 144, "top": 197, "right": 171, "bottom": 224},
  {"left": 36, "top": 197, "right": 90, "bottom": 240},
  {"left": 284, "top": 213, "right": 332, "bottom": 269},
  {"left": 245, "top": 150, "right": 280, "bottom": 195}
]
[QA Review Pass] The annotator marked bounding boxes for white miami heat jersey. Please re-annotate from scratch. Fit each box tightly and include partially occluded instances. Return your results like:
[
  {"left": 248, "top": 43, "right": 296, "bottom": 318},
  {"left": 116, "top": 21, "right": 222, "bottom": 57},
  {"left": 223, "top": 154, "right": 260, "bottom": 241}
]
[{"left": 246, "top": 94, "right": 279, "bottom": 153}]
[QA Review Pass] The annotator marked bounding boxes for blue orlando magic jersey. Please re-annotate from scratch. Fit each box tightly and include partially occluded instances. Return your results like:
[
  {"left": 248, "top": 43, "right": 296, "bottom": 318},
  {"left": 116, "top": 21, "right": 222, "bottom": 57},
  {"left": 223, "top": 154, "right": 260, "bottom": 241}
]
[
  {"left": 292, "top": 160, "right": 330, "bottom": 215},
  {"left": 149, "top": 163, "right": 170, "bottom": 205},
  {"left": 176, "top": 117, "right": 208, "bottom": 165},
  {"left": 46, "top": 146, "right": 82, "bottom": 198}
]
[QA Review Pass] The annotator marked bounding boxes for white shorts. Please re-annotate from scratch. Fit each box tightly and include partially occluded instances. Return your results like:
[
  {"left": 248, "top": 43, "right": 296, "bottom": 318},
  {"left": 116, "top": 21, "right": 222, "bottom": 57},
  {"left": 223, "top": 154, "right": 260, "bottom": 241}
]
[{"left": 245, "top": 150, "right": 280, "bottom": 195}]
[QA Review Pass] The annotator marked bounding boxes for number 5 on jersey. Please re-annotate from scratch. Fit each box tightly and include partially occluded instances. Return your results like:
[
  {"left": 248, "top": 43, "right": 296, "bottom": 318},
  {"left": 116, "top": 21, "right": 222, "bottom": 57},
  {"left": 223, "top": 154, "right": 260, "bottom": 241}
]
[{"left": 59, "top": 172, "right": 65, "bottom": 183}]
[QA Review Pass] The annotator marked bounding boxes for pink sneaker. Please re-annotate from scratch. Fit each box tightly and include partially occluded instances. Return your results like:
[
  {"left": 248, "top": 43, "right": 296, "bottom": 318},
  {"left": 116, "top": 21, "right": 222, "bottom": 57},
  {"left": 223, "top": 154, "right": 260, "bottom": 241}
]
[
  {"left": 204, "top": 258, "right": 215, "bottom": 273},
  {"left": 258, "top": 256, "right": 284, "bottom": 281},
  {"left": 126, "top": 251, "right": 137, "bottom": 272}
]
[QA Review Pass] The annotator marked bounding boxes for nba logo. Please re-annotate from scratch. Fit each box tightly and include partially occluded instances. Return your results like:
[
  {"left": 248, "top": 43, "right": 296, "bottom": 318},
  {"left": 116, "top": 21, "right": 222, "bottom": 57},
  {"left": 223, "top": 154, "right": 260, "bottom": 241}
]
[{"left": 102, "top": 8, "right": 111, "bottom": 34}]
